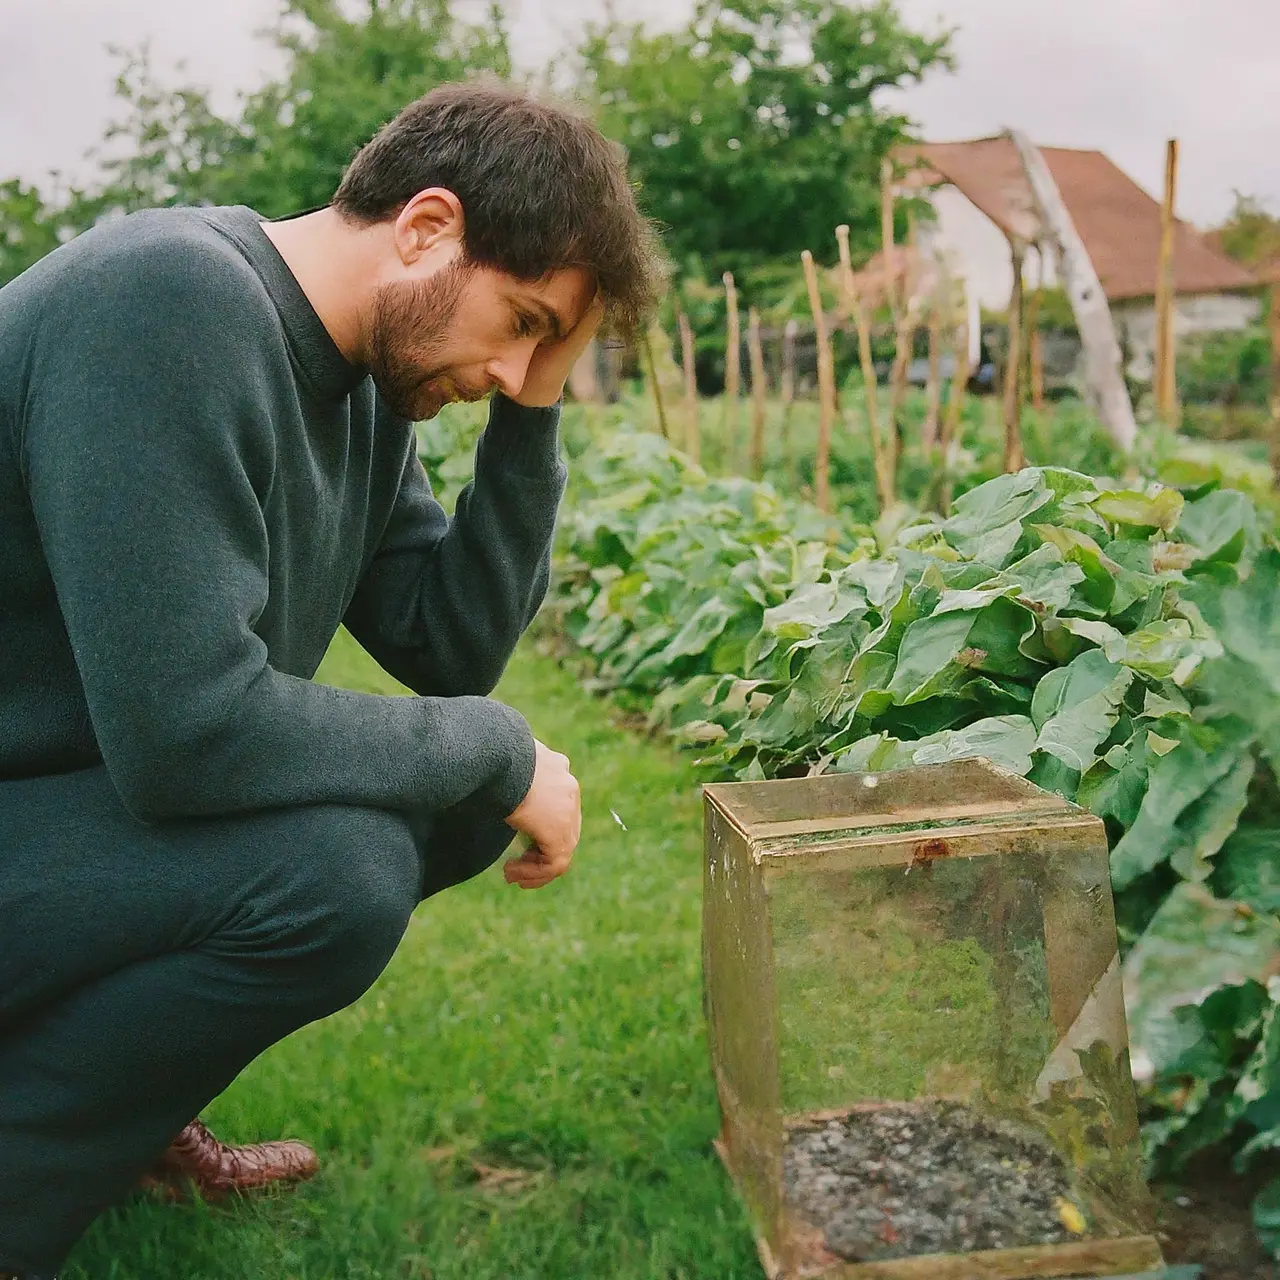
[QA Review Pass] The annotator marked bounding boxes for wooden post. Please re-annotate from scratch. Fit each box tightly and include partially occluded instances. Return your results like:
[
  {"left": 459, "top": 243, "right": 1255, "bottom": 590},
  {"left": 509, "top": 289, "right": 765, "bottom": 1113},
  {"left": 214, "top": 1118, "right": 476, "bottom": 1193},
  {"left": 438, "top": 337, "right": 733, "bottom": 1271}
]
[
  {"left": 640, "top": 327, "right": 670, "bottom": 440},
  {"left": 781, "top": 317, "right": 797, "bottom": 489},
  {"left": 881, "top": 156, "right": 898, "bottom": 324},
  {"left": 836, "top": 222, "right": 890, "bottom": 511},
  {"left": 678, "top": 310, "right": 700, "bottom": 464},
  {"left": 1009, "top": 129, "right": 1137, "bottom": 451},
  {"left": 1027, "top": 247, "right": 1046, "bottom": 411},
  {"left": 723, "top": 271, "right": 741, "bottom": 473},
  {"left": 1270, "top": 286, "right": 1280, "bottom": 490},
  {"left": 922, "top": 279, "right": 945, "bottom": 452},
  {"left": 1003, "top": 239, "right": 1027, "bottom": 472},
  {"left": 747, "top": 306, "right": 767, "bottom": 480},
  {"left": 1154, "top": 138, "right": 1180, "bottom": 423},
  {"left": 939, "top": 279, "right": 972, "bottom": 516},
  {"left": 886, "top": 219, "right": 921, "bottom": 493},
  {"left": 801, "top": 250, "right": 835, "bottom": 513}
]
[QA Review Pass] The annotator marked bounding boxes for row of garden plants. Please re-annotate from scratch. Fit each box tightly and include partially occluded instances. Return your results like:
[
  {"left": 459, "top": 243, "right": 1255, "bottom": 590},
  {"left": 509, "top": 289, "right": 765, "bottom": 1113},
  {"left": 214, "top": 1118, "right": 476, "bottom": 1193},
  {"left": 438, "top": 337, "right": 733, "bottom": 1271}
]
[{"left": 535, "top": 426, "right": 1280, "bottom": 1255}]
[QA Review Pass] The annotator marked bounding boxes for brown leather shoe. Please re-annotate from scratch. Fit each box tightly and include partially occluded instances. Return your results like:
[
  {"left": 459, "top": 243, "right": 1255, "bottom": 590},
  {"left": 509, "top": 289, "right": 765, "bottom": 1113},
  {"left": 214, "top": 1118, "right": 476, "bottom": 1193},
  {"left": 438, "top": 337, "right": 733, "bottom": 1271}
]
[{"left": 139, "top": 1116, "right": 319, "bottom": 1202}]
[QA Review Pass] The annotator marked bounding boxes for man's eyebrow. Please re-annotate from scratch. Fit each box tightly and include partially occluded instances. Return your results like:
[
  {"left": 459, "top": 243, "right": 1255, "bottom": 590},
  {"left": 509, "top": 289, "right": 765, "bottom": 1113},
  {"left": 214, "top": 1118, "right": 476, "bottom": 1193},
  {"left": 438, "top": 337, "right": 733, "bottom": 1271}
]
[{"left": 526, "top": 298, "right": 565, "bottom": 341}]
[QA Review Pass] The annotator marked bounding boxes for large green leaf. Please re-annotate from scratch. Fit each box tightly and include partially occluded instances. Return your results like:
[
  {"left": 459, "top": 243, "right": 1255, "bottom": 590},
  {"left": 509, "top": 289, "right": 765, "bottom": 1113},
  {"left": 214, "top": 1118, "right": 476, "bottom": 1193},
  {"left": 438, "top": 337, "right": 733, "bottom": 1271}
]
[
  {"left": 1167, "top": 754, "right": 1257, "bottom": 883},
  {"left": 988, "top": 543, "right": 1086, "bottom": 613},
  {"left": 1091, "top": 486, "right": 1184, "bottom": 533},
  {"left": 1058, "top": 616, "right": 1220, "bottom": 686},
  {"left": 945, "top": 469, "right": 1052, "bottom": 536},
  {"left": 830, "top": 715, "right": 1038, "bottom": 777},
  {"left": 1177, "top": 488, "right": 1260, "bottom": 568},
  {"left": 1030, "top": 524, "right": 1118, "bottom": 613},
  {"left": 842, "top": 558, "right": 902, "bottom": 608},
  {"left": 1119, "top": 619, "right": 1222, "bottom": 684},
  {"left": 884, "top": 609, "right": 980, "bottom": 702},
  {"left": 1216, "top": 828, "right": 1280, "bottom": 915},
  {"left": 652, "top": 596, "right": 735, "bottom": 663},
  {"left": 832, "top": 649, "right": 898, "bottom": 723},
  {"left": 908, "top": 714, "right": 1038, "bottom": 775},
  {"left": 1191, "top": 549, "right": 1280, "bottom": 764},
  {"left": 742, "top": 685, "right": 817, "bottom": 749},
  {"left": 1077, "top": 732, "right": 1151, "bottom": 828},
  {"left": 1031, "top": 649, "right": 1134, "bottom": 772},
  {"left": 762, "top": 579, "right": 866, "bottom": 640},
  {"left": 1123, "top": 883, "right": 1280, "bottom": 1072},
  {"left": 962, "top": 596, "right": 1046, "bottom": 679},
  {"left": 1110, "top": 716, "right": 1256, "bottom": 889}
]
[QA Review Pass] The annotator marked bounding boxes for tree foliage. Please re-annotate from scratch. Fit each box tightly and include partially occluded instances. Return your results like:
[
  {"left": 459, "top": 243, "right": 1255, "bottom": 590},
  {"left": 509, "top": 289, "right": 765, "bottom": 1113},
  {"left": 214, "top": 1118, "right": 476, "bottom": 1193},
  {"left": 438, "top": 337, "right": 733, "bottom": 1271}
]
[
  {"left": 96, "top": 0, "right": 513, "bottom": 217},
  {"left": 1213, "top": 192, "right": 1280, "bottom": 272},
  {"left": 0, "top": 0, "right": 514, "bottom": 284},
  {"left": 2, "top": 0, "right": 948, "bottom": 289},
  {"left": 575, "top": 0, "right": 951, "bottom": 276},
  {"left": 0, "top": 180, "right": 92, "bottom": 284}
]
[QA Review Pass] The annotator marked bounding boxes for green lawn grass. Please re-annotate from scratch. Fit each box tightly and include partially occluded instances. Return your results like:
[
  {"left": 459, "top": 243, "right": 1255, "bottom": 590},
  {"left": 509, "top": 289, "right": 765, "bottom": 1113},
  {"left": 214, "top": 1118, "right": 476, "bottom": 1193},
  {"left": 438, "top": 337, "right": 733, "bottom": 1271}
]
[{"left": 64, "top": 630, "right": 761, "bottom": 1280}]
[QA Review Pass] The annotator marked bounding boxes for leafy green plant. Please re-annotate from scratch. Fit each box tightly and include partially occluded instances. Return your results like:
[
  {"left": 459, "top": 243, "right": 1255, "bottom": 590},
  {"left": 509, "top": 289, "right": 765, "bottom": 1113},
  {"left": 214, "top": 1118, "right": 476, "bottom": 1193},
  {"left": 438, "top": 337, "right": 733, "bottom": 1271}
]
[
  {"left": 544, "top": 426, "right": 1280, "bottom": 1252},
  {"left": 1178, "top": 326, "right": 1272, "bottom": 410},
  {"left": 575, "top": 0, "right": 951, "bottom": 275}
]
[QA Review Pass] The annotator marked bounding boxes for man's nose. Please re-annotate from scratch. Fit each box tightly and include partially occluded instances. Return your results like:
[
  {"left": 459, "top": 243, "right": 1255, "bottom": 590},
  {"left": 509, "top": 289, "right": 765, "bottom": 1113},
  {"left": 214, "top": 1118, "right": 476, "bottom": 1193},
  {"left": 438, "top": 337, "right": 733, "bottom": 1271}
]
[{"left": 486, "top": 341, "right": 539, "bottom": 398}]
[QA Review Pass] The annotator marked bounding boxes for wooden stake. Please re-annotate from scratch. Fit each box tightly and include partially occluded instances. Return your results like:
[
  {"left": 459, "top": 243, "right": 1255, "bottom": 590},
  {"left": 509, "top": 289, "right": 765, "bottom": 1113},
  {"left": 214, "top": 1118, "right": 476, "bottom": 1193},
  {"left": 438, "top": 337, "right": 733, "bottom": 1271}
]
[
  {"left": 1027, "top": 247, "right": 1046, "bottom": 411},
  {"left": 781, "top": 317, "right": 796, "bottom": 405},
  {"left": 640, "top": 327, "right": 670, "bottom": 440},
  {"left": 1154, "top": 138, "right": 1180, "bottom": 423},
  {"left": 747, "top": 306, "right": 767, "bottom": 479},
  {"left": 781, "top": 317, "right": 797, "bottom": 489},
  {"left": 938, "top": 281, "right": 972, "bottom": 516},
  {"left": 836, "top": 223, "right": 890, "bottom": 511},
  {"left": 677, "top": 310, "right": 700, "bottom": 464},
  {"left": 723, "top": 271, "right": 741, "bottom": 473},
  {"left": 801, "top": 250, "right": 835, "bottom": 513},
  {"left": 922, "top": 283, "right": 945, "bottom": 452},
  {"left": 1270, "top": 286, "right": 1280, "bottom": 490},
  {"left": 1003, "top": 240, "right": 1027, "bottom": 472},
  {"left": 886, "top": 219, "right": 921, "bottom": 493},
  {"left": 880, "top": 156, "right": 898, "bottom": 323}
]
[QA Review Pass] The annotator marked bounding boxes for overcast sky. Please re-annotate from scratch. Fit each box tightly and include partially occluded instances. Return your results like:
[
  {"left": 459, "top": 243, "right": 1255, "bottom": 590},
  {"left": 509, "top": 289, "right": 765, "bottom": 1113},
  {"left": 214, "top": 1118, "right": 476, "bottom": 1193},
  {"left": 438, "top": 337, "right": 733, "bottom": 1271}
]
[{"left": 3, "top": 0, "right": 1278, "bottom": 228}]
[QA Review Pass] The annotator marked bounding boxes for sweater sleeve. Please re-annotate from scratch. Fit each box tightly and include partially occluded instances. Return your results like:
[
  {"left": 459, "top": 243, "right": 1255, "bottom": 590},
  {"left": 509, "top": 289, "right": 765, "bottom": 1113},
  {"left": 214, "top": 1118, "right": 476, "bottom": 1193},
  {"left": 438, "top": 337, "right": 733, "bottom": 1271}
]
[
  {"left": 342, "top": 394, "right": 566, "bottom": 698},
  {"left": 19, "top": 235, "right": 536, "bottom": 824}
]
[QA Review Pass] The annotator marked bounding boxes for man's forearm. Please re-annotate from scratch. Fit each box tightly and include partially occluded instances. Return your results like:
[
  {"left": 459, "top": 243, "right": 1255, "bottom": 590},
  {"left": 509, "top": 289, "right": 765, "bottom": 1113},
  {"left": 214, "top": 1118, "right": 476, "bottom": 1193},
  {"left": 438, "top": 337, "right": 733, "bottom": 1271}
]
[{"left": 342, "top": 395, "right": 567, "bottom": 697}]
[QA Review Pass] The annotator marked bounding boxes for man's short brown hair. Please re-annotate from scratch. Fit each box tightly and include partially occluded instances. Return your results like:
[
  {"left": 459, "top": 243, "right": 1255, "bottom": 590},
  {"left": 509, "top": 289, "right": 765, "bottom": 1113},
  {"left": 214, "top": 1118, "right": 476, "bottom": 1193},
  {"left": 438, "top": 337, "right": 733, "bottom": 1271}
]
[{"left": 333, "top": 79, "right": 666, "bottom": 336}]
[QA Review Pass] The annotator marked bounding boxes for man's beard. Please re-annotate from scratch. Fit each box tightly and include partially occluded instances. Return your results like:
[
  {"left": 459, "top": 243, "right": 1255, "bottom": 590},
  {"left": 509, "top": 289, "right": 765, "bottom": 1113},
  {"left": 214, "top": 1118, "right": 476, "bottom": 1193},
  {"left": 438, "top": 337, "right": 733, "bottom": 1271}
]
[{"left": 364, "top": 261, "right": 491, "bottom": 420}]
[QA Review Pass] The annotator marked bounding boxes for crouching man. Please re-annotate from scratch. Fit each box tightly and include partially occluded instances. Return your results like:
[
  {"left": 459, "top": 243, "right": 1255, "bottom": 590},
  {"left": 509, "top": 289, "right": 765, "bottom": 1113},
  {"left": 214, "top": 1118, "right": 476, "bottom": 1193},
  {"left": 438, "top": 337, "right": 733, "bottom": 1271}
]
[{"left": 0, "top": 79, "right": 662, "bottom": 1276}]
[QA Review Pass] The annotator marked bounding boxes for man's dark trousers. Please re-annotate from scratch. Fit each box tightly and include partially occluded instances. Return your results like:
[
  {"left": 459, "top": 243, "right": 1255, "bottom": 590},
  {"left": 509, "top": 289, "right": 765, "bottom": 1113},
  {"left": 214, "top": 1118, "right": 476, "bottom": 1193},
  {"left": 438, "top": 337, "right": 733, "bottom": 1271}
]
[{"left": 0, "top": 764, "right": 516, "bottom": 1271}]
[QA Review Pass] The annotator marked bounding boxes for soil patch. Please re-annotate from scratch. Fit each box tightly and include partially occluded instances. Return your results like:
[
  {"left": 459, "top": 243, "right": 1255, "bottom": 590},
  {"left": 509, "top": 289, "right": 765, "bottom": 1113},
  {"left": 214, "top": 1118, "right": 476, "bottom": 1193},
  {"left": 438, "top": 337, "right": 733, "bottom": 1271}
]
[
  {"left": 1154, "top": 1146, "right": 1278, "bottom": 1280},
  {"left": 782, "top": 1101, "right": 1085, "bottom": 1262}
]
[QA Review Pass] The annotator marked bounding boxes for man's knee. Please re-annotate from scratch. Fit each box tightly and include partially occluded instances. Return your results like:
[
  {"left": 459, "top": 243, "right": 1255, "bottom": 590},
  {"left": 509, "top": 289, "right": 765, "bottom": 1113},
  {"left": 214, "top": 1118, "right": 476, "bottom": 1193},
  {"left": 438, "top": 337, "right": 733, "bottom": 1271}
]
[{"left": 250, "top": 804, "right": 421, "bottom": 1014}]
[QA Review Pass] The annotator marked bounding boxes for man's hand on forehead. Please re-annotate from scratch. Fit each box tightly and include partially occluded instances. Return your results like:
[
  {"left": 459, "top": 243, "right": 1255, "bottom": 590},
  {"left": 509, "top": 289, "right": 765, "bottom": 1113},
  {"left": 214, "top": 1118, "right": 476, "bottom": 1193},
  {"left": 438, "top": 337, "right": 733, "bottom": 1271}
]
[{"left": 510, "top": 293, "right": 605, "bottom": 409}]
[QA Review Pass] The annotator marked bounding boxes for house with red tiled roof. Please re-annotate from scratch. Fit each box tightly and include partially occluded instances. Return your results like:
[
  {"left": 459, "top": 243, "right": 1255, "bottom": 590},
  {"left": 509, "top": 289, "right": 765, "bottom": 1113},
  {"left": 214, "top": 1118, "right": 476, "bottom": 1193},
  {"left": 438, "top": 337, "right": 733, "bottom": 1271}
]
[{"left": 897, "top": 136, "right": 1263, "bottom": 384}]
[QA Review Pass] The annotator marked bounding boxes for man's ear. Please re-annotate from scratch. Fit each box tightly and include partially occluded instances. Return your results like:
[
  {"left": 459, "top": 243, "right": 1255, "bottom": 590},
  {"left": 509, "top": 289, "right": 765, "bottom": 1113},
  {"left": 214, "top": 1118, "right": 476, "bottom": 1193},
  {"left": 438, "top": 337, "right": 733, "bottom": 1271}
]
[{"left": 392, "top": 188, "right": 465, "bottom": 267}]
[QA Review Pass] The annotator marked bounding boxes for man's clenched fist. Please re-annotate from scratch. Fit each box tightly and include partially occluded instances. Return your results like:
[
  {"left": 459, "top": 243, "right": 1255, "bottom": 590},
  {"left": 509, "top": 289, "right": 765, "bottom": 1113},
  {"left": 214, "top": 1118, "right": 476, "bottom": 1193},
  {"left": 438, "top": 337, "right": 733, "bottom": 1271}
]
[{"left": 503, "top": 739, "right": 581, "bottom": 889}]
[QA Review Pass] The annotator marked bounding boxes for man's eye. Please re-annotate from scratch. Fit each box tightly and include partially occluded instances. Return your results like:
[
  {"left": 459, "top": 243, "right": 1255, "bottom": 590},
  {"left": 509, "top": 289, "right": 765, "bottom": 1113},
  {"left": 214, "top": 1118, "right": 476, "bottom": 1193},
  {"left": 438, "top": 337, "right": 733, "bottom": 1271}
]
[{"left": 514, "top": 311, "right": 539, "bottom": 338}]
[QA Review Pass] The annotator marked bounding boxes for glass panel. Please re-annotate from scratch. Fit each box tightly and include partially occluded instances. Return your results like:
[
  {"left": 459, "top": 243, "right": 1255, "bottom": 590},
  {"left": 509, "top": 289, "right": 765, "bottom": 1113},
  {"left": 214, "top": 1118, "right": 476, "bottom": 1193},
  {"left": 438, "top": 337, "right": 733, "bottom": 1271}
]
[
  {"left": 768, "top": 853, "right": 1054, "bottom": 1115},
  {"left": 764, "top": 835, "right": 1153, "bottom": 1265}
]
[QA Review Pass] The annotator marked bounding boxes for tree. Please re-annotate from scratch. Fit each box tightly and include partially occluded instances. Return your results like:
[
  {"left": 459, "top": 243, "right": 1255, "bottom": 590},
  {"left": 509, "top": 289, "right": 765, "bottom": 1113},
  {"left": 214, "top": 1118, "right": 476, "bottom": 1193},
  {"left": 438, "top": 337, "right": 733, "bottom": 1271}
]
[
  {"left": 575, "top": 0, "right": 951, "bottom": 276},
  {"left": 1, "top": 0, "right": 514, "bottom": 284},
  {"left": 96, "top": 0, "right": 513, "bottom": 217},
  {"left": 1212, "top": 192, "right": 1280, "bottom": 272}
]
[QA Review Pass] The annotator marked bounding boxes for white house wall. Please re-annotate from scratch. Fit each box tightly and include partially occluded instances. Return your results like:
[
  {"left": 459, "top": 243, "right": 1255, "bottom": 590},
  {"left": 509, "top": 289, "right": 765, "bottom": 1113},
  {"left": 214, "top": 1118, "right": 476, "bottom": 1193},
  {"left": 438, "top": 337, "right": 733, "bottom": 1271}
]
[
  {"left": 1113, "top": 293, "right": 1262, "bottom": 381},
  {"left": 922, "top": 186, "right": 1058, "bottom": 310}
]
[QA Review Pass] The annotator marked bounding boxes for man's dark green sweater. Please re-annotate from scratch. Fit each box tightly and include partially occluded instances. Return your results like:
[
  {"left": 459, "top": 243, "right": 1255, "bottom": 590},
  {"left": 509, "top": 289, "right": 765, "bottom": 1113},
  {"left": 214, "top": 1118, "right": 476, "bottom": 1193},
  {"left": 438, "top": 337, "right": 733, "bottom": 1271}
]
[{"left": 0, "top": 204, "right": 563, "bottom": 823}]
